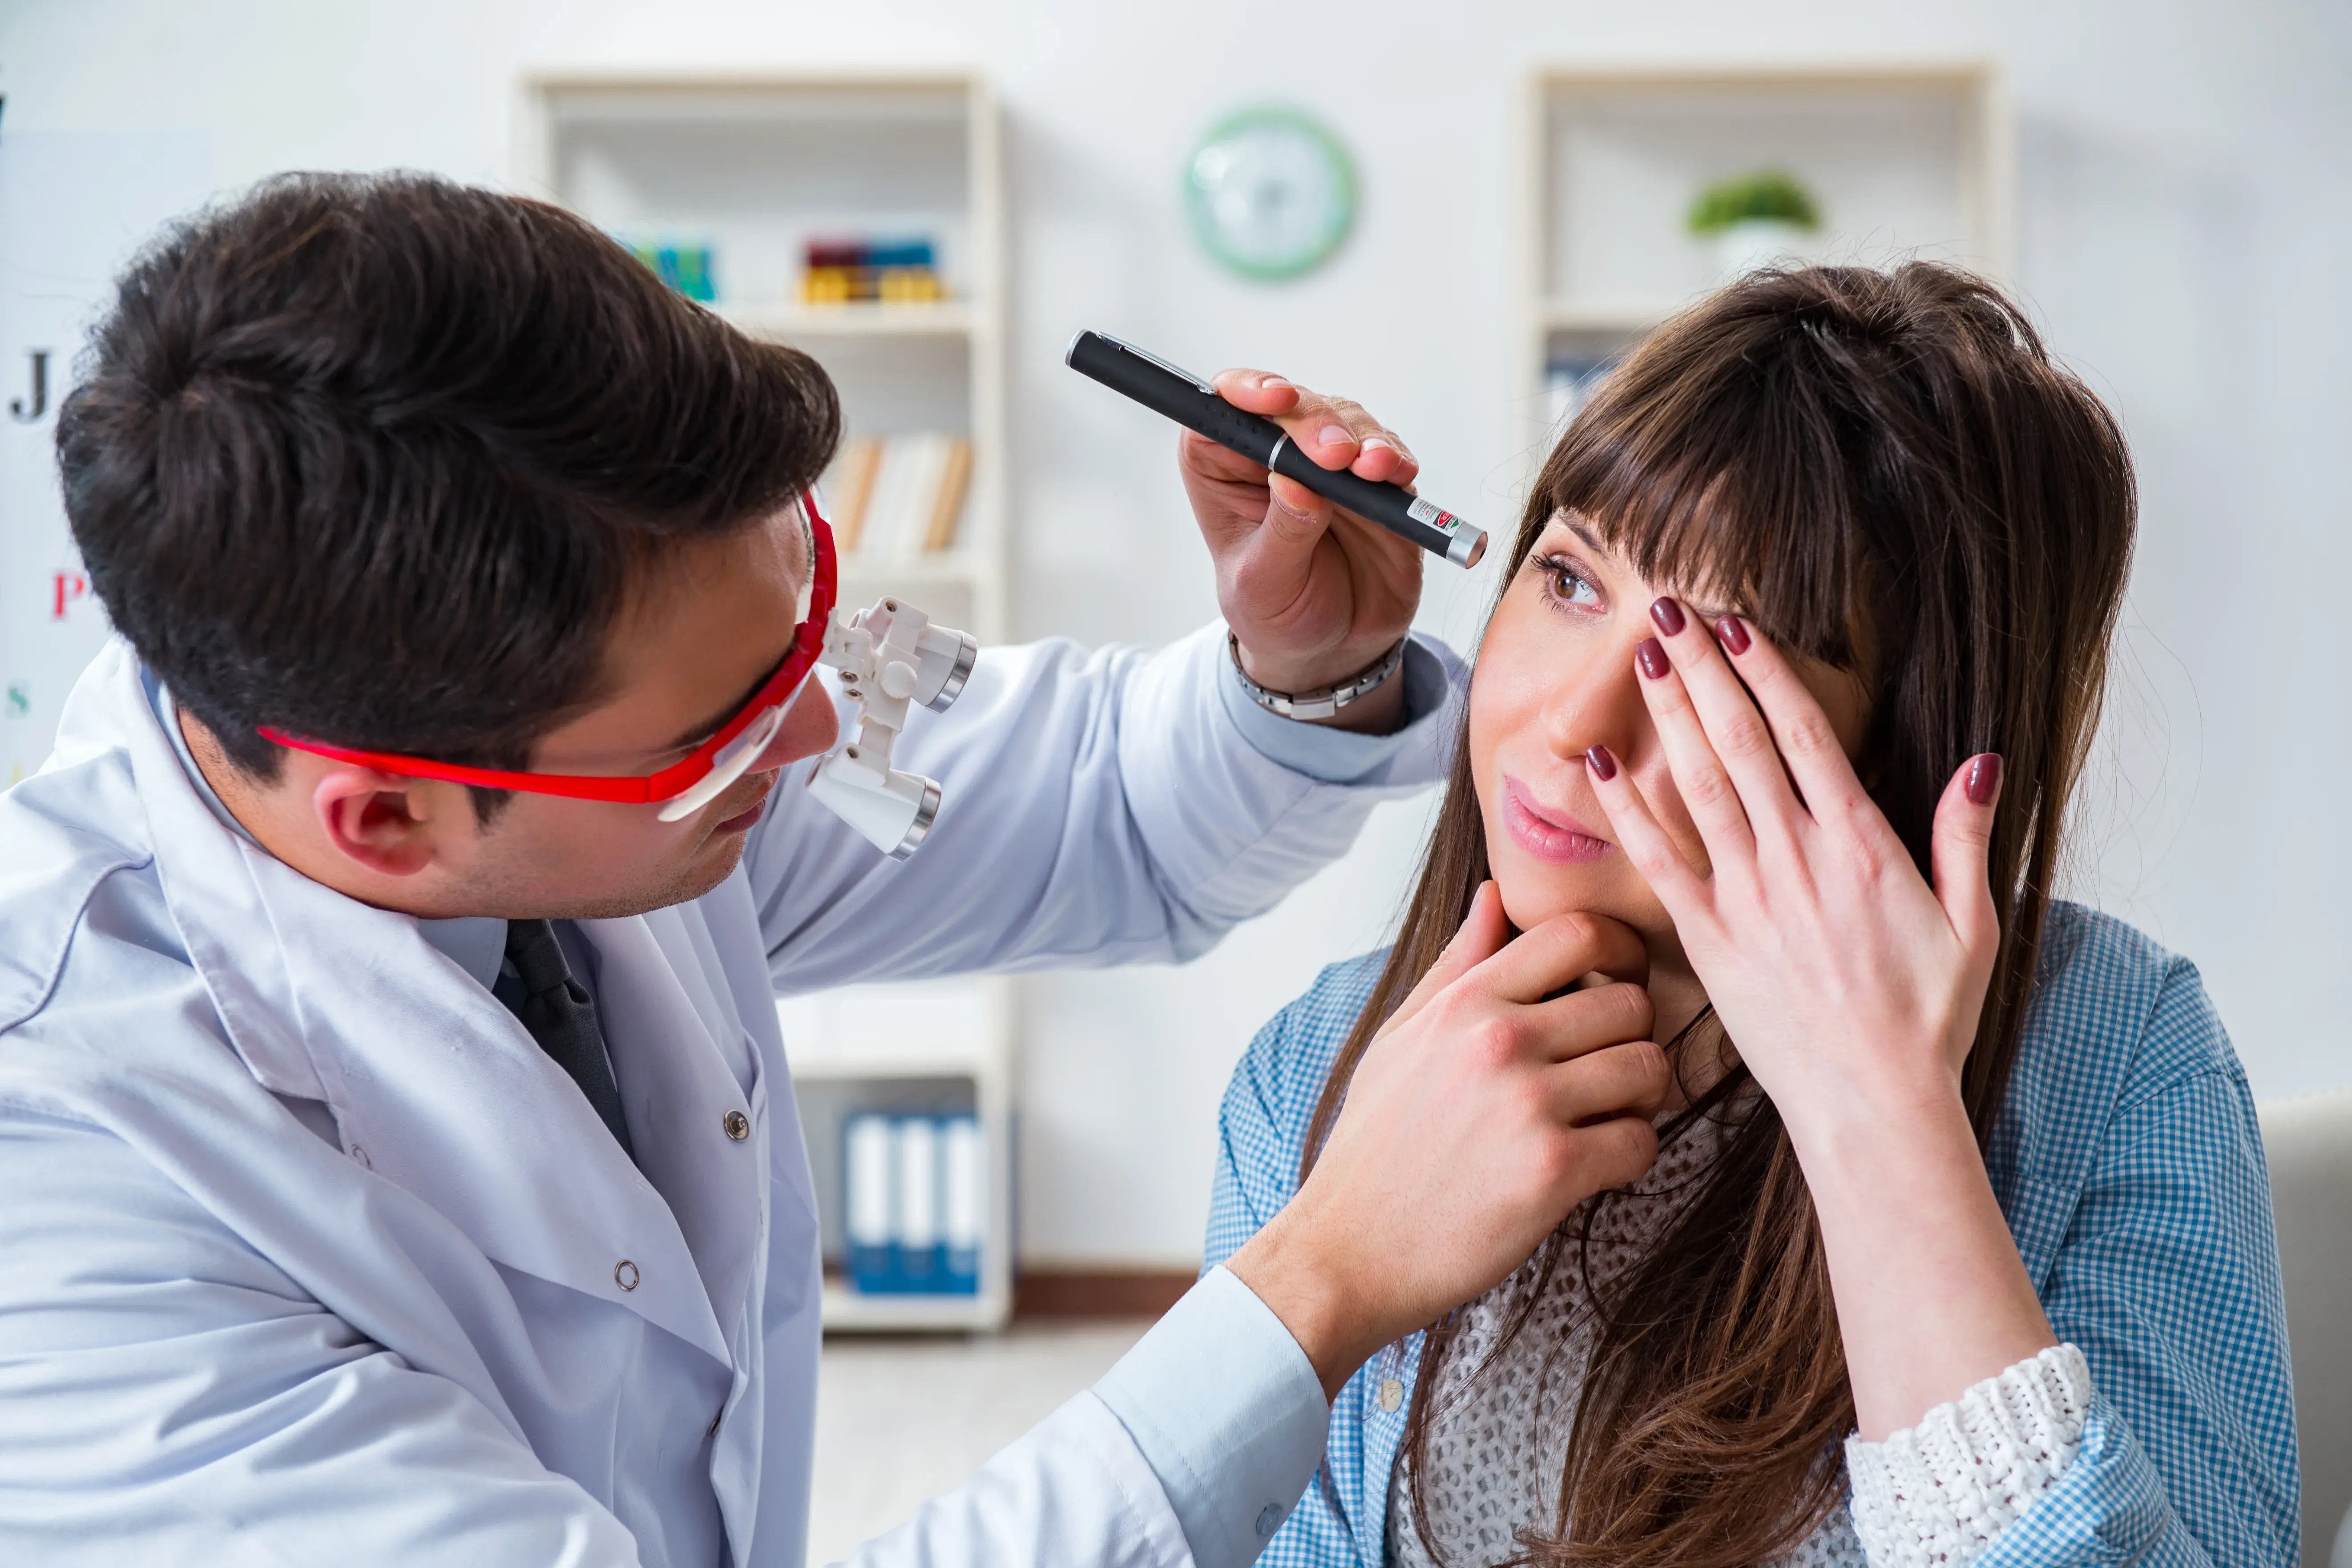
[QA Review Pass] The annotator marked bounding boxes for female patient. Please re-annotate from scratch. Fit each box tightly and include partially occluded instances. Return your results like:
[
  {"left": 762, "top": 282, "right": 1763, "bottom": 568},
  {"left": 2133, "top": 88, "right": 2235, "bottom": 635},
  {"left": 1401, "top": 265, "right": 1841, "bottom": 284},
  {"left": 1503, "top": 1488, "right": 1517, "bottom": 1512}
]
[{"left": 1207, "top": 264, "right": 2297, "bottom": 1566}]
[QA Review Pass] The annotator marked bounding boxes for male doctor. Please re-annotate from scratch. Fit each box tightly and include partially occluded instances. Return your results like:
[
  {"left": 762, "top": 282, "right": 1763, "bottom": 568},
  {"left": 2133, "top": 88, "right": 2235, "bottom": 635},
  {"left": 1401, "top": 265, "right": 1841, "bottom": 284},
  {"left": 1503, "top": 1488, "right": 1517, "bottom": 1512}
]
[{"left": 0, "top": 173, "right": 1672, "bottom": 1567}]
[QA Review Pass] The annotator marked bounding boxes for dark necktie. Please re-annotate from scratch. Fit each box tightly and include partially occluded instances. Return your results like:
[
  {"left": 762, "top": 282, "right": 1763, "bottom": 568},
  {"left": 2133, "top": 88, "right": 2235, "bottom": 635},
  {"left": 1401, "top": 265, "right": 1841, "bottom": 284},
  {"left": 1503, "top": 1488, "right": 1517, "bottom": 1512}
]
[{"left": 494, "top": 918, "right": 636, "bottom": 1162}]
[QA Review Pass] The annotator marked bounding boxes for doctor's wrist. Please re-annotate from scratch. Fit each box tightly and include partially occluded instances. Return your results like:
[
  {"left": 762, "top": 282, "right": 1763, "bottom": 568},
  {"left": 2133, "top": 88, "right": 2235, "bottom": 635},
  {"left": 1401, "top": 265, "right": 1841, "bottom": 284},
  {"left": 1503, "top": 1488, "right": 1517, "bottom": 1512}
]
[
  {"left": 1228, "top": 631, "right": 1409, "bottom": 735},
  {"left": 1225, "top": 1214, "right": 1384, "bottom": 1403}
]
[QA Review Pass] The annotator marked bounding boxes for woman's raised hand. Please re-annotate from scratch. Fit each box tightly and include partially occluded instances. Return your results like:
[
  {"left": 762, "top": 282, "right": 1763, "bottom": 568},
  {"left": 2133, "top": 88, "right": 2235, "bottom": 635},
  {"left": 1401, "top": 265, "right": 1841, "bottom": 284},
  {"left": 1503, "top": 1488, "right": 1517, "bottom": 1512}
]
[
  {"left": 1582, "top": 600, "right": 2003, "bottom": 1141},
  {"left": 1583, "top": 599, "right": 2055, "bottom": 1440},
  {"left": 1226, "top": 886, "right": 1669, "bottom": 1399}
]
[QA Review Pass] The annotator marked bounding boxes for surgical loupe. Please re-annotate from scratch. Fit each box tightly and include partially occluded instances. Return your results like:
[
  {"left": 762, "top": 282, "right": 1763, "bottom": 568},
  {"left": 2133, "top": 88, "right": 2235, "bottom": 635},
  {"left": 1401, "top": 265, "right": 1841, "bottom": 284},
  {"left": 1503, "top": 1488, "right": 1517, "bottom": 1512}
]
[{"left": 807, "top": 596, "right": 978, "bottom": 858}]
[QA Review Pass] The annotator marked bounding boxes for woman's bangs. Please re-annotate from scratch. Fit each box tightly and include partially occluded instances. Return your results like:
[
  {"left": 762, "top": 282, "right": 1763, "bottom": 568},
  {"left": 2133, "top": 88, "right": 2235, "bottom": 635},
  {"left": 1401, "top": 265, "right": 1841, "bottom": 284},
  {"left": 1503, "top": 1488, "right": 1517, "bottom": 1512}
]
[{"left": 1534, "top": 332, "right": 1869, "bottom": 673}]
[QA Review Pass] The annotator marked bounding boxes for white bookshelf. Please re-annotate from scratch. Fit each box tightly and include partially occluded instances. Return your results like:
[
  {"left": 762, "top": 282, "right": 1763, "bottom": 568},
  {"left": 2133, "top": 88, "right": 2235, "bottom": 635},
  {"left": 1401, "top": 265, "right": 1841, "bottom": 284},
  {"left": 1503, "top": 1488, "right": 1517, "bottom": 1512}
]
[
  {"left": 780, "top": 985, "right": 1016, "bottom": 1333},
  {"left": 518, "top": 72, "right": 1015, "bottom": 1333},
  {"left": 1517, "top": 63, "right": 2013, "bottom": 460}
]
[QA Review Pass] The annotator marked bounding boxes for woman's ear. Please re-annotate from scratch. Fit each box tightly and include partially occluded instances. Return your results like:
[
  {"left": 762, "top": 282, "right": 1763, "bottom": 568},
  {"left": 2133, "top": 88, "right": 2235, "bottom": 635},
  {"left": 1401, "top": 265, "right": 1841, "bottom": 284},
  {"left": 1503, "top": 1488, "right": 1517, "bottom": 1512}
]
[{"left": 311, "top": 768, "right": 448, "bottom": 876}]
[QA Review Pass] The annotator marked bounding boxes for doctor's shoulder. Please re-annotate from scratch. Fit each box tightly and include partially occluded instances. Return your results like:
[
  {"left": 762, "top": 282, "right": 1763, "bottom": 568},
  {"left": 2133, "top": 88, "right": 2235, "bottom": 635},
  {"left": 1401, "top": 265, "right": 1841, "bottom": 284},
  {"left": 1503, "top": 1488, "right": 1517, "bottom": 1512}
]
[{"left": 0, "top": 754, "right": 244, "bottom": 1095}]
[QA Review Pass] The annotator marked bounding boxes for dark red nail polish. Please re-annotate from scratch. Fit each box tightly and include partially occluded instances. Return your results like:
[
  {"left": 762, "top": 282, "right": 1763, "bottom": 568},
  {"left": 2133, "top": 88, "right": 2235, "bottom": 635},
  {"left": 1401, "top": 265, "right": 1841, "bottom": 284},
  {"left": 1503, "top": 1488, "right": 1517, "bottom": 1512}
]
[
  {"left": 1966, "top": 753, "right": 2003, "bottom": 806},
  {"left": 1649, "top": 597, "right": 1686, "bottom": 636},
  {"left": 1586, "top": 746, "right": 1618, "bottom": 781},
  {"left": 1715, "top": 615, "right": 1751, "bottom": 655},
  {"left": 1636, "top": 638, "right": 1669, "bottom": 680}
]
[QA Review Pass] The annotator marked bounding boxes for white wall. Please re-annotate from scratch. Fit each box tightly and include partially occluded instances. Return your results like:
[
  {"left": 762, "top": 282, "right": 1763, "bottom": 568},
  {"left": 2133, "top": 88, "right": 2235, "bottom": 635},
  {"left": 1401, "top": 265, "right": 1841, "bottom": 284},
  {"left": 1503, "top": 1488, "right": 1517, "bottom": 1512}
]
[{"left": 4, "top": 0, "right": 2347, "bottom": 1266}]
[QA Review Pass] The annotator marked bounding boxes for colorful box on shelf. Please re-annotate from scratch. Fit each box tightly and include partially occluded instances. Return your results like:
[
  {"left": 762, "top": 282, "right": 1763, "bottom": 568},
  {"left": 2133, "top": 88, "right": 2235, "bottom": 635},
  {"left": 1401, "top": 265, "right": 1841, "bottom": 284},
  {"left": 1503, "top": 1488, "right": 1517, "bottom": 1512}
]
[
  {"left": 801, "top": 238, "right": 945, "bottom": 305},
  {"left": 623, "top": 240, "right": 718, "bottom": 303},
  {"left": 843, "top": 1112, "right": 985, "bottom": 1296}
]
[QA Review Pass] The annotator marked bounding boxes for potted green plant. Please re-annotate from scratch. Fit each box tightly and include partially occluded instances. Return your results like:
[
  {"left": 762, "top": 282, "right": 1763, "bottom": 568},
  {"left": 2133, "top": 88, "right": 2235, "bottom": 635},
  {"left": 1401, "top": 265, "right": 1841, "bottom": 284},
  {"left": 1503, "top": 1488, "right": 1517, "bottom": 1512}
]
[{"left": 1687, "top": 170, "right": 1821, "bottom": 281}]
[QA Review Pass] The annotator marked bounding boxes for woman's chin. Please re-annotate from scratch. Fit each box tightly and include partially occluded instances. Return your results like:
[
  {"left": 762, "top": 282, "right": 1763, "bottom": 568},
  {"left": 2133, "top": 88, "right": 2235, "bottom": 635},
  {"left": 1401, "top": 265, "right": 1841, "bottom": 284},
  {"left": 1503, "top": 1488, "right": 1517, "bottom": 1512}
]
[{"left": 1490, "top": 852, "right": 1668, "bottom": 943}]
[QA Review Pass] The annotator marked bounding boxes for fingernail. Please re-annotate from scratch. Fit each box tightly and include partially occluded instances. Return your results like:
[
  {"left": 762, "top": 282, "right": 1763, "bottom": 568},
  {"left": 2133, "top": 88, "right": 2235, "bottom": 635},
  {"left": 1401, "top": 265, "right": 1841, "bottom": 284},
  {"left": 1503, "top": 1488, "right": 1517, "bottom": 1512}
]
[
  {"left": 1585, "top": 745, "right": 1618, "bottom": 781},
  {"left": 1319, "top": 424, "right": 1353, "bottom": 448},
  {"left": 1715, "top": 615, "right": 1751, "bottom": 655},
  {"left": 1258, "top": 373, "right": 1291, "bottom": 390},
  {"left": 1636, "top": 638, "right": 1669, "bottom": 680},
  {"left": 1361, "top": 434, "right": 1394, "bottom": 451},
  {"left": 1648, "top": 597, "right": 1686, "bottom": 636},
  {"left": 1966, "top": 752, "right": 2003, "bottom": 806}
]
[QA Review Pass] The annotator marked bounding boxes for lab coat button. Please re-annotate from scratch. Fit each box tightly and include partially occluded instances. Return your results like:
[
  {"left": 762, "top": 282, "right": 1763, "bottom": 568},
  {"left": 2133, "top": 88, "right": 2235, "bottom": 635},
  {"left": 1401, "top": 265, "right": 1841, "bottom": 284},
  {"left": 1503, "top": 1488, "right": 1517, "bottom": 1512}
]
[
  {"left": 614, "top": 1259, "right": 640, "bottom": 1292},
  {"left": 1255, "top": 1504, "right": 1284, "bottom": 1538},
  {"left": 723, "top": 1109, "right": 750, "bottom": 1141},
  {"left": 1378, "top": 1378, "right": 1404, "bottom": 1412}
]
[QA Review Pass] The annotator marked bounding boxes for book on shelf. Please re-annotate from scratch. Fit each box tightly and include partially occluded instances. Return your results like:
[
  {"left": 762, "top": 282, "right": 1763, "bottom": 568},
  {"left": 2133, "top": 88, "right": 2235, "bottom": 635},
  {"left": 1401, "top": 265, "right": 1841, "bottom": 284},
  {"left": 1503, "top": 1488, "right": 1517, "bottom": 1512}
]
[
  {"left": 802, "top": 237, "right": 945, "bottom": 306},
  {"left": 843, "top": 1112, "right": 984, "bottom": 1296},
  {"left": 819, "top": 432, "right": 971, "bottom": 564},
  {"left": 620, "top": 239, "right": 718, "bottom": 303}
]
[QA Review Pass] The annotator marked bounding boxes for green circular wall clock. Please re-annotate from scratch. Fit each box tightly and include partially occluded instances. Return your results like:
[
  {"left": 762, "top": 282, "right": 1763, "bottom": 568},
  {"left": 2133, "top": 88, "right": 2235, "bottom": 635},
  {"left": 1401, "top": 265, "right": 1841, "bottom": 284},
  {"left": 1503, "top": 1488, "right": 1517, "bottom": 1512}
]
[{"left": 1186, "top": 108, "right": 1358, "bottom": 281}]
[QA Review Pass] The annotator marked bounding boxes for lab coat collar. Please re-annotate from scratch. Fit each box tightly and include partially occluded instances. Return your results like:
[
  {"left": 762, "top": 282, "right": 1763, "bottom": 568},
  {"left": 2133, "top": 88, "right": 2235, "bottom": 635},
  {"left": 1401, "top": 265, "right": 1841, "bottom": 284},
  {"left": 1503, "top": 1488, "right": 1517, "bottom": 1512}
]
[{"left": 80, "top": 641, "right": 734, "bottom": 1365}]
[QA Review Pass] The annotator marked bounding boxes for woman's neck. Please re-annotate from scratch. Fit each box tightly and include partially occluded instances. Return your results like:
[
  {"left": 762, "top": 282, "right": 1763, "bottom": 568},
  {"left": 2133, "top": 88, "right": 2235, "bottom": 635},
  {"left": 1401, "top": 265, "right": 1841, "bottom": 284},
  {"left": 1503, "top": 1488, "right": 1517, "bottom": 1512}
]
[{"left": 1643, "top": 946, "right": 1732, "bottom": 1114}]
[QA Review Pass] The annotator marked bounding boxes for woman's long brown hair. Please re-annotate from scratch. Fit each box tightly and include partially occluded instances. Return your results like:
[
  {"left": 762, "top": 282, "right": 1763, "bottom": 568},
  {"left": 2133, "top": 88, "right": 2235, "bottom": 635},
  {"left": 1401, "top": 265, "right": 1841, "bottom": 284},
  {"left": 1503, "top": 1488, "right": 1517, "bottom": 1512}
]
[{"left": 1299, "top": 263, "right": 2137, "bottom": 1566}]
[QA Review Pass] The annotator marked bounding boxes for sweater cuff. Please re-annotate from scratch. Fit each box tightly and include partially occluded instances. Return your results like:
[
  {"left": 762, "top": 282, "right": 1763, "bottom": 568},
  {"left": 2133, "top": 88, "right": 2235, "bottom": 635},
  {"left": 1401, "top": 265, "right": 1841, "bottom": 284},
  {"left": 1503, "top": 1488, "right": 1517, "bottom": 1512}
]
[{"left": 1844, "top": 1343, "right": 2093, "bottom": 1567}]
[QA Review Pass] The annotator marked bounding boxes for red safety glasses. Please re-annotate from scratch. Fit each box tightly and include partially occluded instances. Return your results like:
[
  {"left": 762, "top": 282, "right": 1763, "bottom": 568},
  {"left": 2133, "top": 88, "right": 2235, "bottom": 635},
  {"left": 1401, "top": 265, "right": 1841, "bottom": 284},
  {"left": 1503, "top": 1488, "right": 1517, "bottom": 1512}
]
[{"left": 261, "top": 491, "right": 839, "bottom": 824}]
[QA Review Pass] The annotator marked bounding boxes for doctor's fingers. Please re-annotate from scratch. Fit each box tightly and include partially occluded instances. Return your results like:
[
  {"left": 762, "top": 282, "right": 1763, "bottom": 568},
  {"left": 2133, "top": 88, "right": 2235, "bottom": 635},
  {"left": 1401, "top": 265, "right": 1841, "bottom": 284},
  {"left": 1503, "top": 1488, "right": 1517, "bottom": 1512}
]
[
  {"left": 1514, "top": 980, "right": 1658, "bottom": 1064},
  {"left": 1536, "top": 1100, "right": 1664, "bottom": 1200},
  {"left": 1385, "top": 882, "right": 1511, "bottom": 1032},
  {"left": 1212, "top": 367, "right": 1419, "bottom": 487},
  {"left": 1542, "top": 1039, "right": 1671, "bottom": 1126},
  {"left": 1471, "top": 910, "right": 1650, "bottom": 1005}
]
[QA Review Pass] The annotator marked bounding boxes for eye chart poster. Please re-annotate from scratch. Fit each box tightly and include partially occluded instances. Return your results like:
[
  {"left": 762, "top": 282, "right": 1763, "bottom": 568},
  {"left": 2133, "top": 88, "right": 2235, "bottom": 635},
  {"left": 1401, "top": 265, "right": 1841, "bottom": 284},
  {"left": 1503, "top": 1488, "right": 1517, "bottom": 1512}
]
[{"left": 1, "top": 125, "right": 210, "bottom": 784}]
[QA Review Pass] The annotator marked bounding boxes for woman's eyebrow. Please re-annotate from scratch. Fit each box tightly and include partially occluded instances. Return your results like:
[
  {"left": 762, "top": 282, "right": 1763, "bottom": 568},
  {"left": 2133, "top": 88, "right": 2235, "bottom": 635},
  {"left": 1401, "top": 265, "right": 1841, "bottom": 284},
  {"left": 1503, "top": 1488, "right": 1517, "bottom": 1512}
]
[{"left": 1556, "top": 514, "right": 1736, "bottom": 620}]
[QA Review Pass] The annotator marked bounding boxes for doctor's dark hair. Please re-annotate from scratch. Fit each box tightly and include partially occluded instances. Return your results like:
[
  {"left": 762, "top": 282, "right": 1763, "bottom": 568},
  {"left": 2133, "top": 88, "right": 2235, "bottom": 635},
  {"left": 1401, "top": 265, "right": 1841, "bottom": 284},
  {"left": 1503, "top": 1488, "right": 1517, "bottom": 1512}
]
[
  {"left": 1301, "top": 264, "right": 2136, "bottom": 1566},
  {"left": 57, "top": 170, "right": 839, "bottom": 813}
]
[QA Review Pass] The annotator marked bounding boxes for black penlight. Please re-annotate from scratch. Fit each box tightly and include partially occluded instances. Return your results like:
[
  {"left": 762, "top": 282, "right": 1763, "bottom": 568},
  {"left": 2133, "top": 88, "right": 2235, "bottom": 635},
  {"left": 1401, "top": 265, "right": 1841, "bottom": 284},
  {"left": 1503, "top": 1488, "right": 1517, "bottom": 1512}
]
[{"left": 1065, "top": 330, "right": 1487, "bottom": 569}]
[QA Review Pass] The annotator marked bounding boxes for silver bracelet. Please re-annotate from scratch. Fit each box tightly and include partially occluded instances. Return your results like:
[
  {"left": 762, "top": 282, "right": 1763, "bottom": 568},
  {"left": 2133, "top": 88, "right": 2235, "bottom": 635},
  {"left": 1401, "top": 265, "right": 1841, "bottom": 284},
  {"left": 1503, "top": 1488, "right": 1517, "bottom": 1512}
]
[{"left": 1226, "top": 631, "right": 1408, "bottom": 722}]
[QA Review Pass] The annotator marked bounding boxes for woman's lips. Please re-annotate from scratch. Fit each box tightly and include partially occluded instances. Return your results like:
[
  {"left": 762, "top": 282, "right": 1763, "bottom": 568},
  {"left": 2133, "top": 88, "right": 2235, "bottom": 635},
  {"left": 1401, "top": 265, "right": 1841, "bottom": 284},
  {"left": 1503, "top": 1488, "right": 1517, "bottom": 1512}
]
[{"left": 1502, "top": 776, "right": 1614, "bottom": 865}]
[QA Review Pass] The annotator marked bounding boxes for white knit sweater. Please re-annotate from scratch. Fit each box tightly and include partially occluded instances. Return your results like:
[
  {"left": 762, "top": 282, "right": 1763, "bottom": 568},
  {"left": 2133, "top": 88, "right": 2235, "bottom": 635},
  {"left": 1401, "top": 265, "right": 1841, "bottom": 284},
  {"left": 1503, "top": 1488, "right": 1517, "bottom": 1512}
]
[{"left": 1385, "top": 1110, "right": 2089, "bottom": 1568}]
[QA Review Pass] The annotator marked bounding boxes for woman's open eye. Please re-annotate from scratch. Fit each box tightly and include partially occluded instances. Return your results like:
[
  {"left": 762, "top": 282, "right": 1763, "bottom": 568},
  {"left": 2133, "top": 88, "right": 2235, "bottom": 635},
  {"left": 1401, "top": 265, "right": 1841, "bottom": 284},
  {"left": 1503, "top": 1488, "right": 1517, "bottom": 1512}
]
[{"left": 1533, "top": 553, "right": 1603, "bottom": 612}]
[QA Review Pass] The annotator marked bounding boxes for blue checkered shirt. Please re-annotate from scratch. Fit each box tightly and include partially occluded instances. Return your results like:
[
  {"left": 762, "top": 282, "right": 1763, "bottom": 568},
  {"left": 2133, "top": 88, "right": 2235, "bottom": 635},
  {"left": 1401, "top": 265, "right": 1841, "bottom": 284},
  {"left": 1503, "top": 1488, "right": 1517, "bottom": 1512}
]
[{"left": 1204, "top": 902, "right": 2300, "bottom": 1566}]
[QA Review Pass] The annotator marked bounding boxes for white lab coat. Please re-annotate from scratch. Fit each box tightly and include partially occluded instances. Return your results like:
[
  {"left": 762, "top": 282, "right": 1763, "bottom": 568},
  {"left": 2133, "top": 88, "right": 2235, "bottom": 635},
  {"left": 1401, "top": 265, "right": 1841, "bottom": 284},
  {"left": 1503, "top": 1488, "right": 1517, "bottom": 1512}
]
[{"left": 0, "top": 627, "right": 1457, "bottom": 1568}]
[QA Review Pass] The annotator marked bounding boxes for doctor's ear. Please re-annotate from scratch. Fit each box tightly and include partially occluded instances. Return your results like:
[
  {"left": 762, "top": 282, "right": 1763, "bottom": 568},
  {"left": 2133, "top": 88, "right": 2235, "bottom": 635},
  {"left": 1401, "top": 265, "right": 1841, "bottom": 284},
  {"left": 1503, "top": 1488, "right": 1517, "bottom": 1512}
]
[{"left": 311, "top": 769, "right": 460, "bottom": 877}]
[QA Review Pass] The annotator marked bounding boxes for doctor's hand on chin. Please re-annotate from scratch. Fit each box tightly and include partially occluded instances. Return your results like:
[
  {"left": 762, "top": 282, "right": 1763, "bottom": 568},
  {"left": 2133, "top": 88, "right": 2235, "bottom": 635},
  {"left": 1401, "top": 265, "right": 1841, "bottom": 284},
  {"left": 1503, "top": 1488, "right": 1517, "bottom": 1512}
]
[
  {"left": 1181, "top": 368, "right": 1425, "bottom": 736},
  {"left": 1227, "top": 886, "right": 1667, "bottom": 1399}
]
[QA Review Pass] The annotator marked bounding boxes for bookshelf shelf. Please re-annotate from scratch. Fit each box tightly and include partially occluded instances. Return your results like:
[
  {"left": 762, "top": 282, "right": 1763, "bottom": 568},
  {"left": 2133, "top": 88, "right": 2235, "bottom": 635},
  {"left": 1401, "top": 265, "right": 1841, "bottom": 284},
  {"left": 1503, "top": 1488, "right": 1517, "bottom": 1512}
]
[
  {"left": 522, "top": 71, "right": 1015, "bottom": 1335},
  {"left": 722, "top": 301, "right": 981, "bottom": 339},
  {"left": 784, "top": 1024, "right": 1008, "bottom": 1084},
  {"left": 819, "top": 1279, "right": 1008, "bottom": 1332},
  {"left": 1536, "top": 296, "right": 1690, "bottom": 333},
  {"left": 779, "top": 980, "right": 1017, "bottom": 1333},
  {"left": 1516, "top": 63, "right": 2012, "bottom": 462}
]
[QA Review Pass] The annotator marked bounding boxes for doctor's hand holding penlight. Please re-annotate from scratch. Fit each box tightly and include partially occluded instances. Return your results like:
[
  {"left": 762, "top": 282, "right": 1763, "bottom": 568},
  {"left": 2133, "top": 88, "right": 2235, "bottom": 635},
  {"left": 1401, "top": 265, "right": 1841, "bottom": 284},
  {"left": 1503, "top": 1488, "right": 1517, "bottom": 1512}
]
[
  {"left": 803, "top": 349, "right": 1443, "bottom": 851},
  {"left": 1076, "top": 331, "right": 1455, "bottom": 738}
]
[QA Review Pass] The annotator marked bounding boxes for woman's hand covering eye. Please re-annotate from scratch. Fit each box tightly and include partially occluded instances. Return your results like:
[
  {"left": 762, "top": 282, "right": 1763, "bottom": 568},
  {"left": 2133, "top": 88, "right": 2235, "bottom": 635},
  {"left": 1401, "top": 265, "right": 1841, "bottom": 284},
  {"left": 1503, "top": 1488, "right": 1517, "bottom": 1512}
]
[
  {"left": 1584, "top": 601, "right": 2057, "bottom": 1442},
  {"left": 1583, "top": 604, "right": 2001, "bottom": 1131}
]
